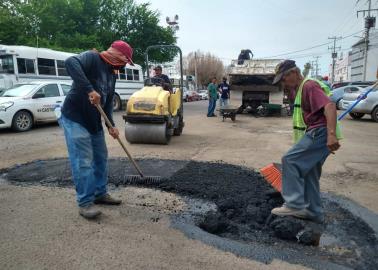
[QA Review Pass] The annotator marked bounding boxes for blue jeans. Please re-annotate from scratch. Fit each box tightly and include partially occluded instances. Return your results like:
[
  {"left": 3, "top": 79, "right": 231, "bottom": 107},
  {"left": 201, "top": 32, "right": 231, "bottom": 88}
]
[
  {"left": 220, "top": 98, "right": 229, "bottom": 107},
  {"left": 281, "top": 127, "right": 330, "bottom": 219},
  {"left": 59, "top": 115, "right": 108, "bottom": 207},
  {"left": 207, "top": 98, "right": 217, "bottom": 116}
]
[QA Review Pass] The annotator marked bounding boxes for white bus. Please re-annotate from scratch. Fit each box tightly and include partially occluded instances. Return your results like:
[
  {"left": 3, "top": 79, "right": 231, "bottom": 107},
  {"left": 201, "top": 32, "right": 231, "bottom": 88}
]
[{"left": 0, "top": 45, "right": 144, "bottom": 110}]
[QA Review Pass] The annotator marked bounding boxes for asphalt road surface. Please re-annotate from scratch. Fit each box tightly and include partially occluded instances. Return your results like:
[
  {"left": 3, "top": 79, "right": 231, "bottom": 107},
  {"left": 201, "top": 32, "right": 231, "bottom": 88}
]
[{"left": 1, "top": 100, "right": 377, "bottom": 270}]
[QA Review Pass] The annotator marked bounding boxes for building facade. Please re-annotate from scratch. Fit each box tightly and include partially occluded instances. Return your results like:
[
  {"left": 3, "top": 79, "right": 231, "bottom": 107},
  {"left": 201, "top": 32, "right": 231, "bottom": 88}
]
[
  {"left": 329, "top": 51, "right": 352, "bottom": 83},
  {"left": 350, "top": 29, "right": 378, "bottom": 82}
]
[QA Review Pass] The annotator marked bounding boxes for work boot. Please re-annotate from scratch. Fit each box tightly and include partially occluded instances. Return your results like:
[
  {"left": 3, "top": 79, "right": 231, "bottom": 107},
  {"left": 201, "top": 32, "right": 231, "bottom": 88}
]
[
  {"left": 79, "top": 204, "right": 102, "bottom": 219},
  {"left": 271, "top": 205, "right": 311, "bottom": 219},
  {"left": 94, "top": 194, "right": 122, "bottom": 205}
]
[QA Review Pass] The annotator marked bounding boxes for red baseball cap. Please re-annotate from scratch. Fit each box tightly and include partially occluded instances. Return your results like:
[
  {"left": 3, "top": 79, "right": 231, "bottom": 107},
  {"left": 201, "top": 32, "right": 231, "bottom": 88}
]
[{"left": 111, "top": 40, "right": 134, "bottom": 65}]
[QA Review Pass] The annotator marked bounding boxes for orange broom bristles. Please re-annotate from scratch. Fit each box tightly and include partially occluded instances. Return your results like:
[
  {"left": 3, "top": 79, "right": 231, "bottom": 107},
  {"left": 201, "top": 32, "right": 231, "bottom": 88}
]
[{"left": 260, "top": 163, "right": 282, "bottom": 192}]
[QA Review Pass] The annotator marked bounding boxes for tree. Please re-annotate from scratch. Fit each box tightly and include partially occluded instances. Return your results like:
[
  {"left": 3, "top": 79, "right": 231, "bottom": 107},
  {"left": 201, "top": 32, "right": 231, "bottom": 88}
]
[
  {"left": 184, "top": 51, "right": 225, "bottom": 88},
  {"left": 303, "top": 62, "right": 311, "bottom": 78},
  {"left": 0, "top": 0, "right": 177, "bottom": 67}
]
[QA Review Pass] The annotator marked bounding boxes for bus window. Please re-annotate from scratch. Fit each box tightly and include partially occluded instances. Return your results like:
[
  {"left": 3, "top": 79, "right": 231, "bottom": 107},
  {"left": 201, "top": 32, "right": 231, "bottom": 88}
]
[
  {"left": 38, "top": 58, "right": 56, "bottom": 75},
  {"left": 0, "top": 55, "right": 15, "bottom": 74},
  {"left": 133, "top": 69, "right": 139, "bottom": 81},
  {"left": 126, "top": 68, "right": 133, "bottom": 80},
  {"left": 57, "top": 60, "right": 68, "bottom": 76},
  {"left": 17, "top": 58, "right": 35, "bottom": 74},
  {"left": 26, "top": 59, "right": 35, "bottom": 74},
  {"left": 119, "top": 67, "right": 126, "bottom": 80}
]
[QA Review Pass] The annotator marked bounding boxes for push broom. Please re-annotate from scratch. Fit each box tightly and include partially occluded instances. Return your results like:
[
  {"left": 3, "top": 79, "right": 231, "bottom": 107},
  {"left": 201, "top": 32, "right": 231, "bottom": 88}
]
[
  {"left": 260, "top": 80, "right": 378, "bottom": 192},
  {"left": 95, "top": 104, "right": 161, "bottom": 184}
]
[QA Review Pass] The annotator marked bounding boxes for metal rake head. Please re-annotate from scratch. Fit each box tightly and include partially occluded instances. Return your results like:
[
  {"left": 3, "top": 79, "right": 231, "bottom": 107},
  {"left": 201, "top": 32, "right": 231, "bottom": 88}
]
[{"left": 123, "top": 175, "right": 163, "bottom": 185}]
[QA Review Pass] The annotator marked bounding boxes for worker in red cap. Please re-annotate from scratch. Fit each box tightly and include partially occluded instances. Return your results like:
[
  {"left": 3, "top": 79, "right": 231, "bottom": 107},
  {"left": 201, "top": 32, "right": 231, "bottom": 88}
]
[
  {"left": 59, "top": 40, "right": 134, "bottom": 219},
  {"left": 322, "top": 76, "right": 331, "bottom": 89}
]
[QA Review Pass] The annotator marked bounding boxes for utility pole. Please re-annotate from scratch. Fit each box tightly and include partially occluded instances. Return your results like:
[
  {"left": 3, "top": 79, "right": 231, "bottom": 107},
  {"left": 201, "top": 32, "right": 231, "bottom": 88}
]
[
  {"left": 194, "top": 52, "right": 198, "bottom": 90},
  {"left": 357, "top": 0, "right": 377, "bottom": 80},
  {"left": 328, "top": 36, "right": 341, "bottom": 83},
  {"left": 313, "top": 56, "right": 321, "bottom": 78},
  {"left": 310, "top": 61, "right": 315, "bottom": 77}
]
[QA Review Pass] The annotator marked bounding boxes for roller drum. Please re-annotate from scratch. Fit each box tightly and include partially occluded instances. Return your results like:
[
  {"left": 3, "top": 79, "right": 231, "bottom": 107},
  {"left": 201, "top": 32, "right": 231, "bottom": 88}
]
[{"left": 125, "top": 122, "right": 171, "bottom": 144}]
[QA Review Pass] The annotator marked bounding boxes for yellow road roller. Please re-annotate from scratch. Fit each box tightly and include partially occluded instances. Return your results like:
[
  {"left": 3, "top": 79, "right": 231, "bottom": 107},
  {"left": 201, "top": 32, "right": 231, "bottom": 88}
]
[{"left": 123, "top": 45, "right": 184, "bottom": 144}]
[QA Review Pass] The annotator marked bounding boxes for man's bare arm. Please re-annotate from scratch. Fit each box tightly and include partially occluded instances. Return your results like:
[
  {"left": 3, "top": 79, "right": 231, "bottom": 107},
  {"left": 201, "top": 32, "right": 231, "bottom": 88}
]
[{"left": 324, "top": 102, "right": 340, "bottom": 153}]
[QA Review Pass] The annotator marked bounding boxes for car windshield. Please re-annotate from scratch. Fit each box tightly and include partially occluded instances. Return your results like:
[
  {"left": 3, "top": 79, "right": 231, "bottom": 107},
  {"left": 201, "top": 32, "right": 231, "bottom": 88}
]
[
  {"left": 0, "top": 55, "right": 15, "bottom": 74},
  {"left": 1, "top": 84, "right": 37, "bottom": 97}
]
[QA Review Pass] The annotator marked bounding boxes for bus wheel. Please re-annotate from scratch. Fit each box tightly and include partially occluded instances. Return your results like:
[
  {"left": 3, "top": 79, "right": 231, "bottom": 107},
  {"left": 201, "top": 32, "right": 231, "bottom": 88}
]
[{"left": 113, "top": 94, "right": 122, "bottom": 111}]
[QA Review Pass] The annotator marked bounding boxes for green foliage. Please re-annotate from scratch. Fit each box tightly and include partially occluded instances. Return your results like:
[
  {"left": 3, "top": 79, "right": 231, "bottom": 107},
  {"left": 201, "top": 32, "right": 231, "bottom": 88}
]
[{"left": 0, "top": 0, "right": 177, "bottom": 67}]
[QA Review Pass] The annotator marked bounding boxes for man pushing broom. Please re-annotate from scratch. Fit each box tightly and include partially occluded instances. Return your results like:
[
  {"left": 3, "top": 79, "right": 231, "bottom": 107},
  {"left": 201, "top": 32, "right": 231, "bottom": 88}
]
[{"left": 270, "top": 60, "right": 342, "bottom": 223}]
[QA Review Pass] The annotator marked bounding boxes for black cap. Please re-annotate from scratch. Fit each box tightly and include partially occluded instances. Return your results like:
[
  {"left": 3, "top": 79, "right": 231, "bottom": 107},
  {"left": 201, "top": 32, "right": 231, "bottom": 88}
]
[
  {"left": 154, "top": 65, "right": 162, "bottom": 71},
  {"left": 272, "top": 60, "right": 297, "bottom": 85}
]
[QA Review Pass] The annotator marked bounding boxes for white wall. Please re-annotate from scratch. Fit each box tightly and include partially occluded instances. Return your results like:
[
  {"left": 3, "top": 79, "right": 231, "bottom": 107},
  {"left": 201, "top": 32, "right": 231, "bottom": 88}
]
[
  {"left": 350, "top": 43, "right": 364, "bottom": 82},
  {"left": 333, "top": 52, "right": 351, "bottom": 82},
  {"left": 350, "top": 29, "right": 378, "bottom": 82},
  {"left": 366, "top": 30, "right": 378, "bottom": 81}
]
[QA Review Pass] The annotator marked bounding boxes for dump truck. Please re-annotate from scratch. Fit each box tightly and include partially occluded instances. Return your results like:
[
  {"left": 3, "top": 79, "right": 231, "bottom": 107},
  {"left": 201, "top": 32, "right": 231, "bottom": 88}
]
[{"left": 228, "top": 59, "right": 286, "bottom": 114}]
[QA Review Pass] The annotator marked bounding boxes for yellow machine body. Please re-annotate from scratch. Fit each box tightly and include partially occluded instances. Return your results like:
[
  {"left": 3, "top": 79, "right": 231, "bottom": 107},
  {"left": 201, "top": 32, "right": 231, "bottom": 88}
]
[
  {"left": 126, "top": 86, "right": 181, "bottom": 117},
  {"left": 124, "top": 86, "right": 183, "bottom": 144}
]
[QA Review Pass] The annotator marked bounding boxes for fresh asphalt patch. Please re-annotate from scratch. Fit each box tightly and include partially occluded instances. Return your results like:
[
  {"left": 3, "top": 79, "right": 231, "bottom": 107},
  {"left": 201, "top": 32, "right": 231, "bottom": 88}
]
[{"left": 1, "top": 158, "right": 377, "bottom": 270}]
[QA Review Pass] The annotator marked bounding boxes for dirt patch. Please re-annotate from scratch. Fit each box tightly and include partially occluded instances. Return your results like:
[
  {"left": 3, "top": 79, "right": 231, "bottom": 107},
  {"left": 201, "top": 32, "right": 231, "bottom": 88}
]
[{"left": 1, "top": 158, "right": 377, "bottom": 270}]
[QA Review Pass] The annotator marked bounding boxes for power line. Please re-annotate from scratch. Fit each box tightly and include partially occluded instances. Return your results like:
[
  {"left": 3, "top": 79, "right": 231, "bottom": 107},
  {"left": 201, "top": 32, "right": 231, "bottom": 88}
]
[
  {"left": 261, "top": 30, "right": 363, "bottom": 59},
  {"left": 282, "top": 47, "right": 352, "bottom": 60},
  {"left": 332, "top": 1, "right": 360, "bottom": 34}
]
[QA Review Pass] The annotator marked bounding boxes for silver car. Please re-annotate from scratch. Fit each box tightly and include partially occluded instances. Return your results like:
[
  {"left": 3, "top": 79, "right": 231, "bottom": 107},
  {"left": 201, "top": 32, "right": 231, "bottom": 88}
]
[
  {"left": 330, "top": 85, "right": 366, "bottom": 110},
  {"left": 342, "top": 85, "right": 378, "bottom": 122}
]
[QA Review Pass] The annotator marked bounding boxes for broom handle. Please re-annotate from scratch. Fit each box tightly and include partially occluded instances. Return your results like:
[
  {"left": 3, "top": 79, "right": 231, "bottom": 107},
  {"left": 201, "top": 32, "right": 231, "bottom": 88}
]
[{"left": 95, "top": 104, "right": 144, "bottom": 178}]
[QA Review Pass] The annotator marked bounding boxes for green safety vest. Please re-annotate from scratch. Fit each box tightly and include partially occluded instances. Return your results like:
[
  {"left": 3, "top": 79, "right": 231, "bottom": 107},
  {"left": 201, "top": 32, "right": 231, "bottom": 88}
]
[{"left": 293, "top": 78, "right": 343, "bottom": 143}]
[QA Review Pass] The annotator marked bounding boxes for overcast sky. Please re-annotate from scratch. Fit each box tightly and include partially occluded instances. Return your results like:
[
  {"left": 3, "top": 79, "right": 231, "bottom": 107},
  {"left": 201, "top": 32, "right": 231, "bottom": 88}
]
[{"left": 135, "top": 0, "right": 372, "bottom": 75}]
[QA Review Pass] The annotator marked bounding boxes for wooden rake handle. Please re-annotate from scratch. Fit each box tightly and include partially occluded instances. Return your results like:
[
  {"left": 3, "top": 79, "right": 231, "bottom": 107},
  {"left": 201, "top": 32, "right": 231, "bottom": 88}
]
[{"left": 95, "top": 104, "right": 144, "bottom": 178}]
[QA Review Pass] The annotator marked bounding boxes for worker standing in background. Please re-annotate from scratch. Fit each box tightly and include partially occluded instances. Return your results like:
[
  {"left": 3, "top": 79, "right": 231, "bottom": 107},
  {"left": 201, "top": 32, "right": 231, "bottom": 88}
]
[
  {"left": 207, "top": 77, "right": 218, "bottom": 117},
  {"left": 322, "top": 76, "right": 331, "bottom": 89},
  {"left": 270, "top": 60, "right": 342, "bottom": 223},
  {"left": 59, "top": 40, "right": 134, "bottom": 219},
  {"left": 218, "top": 77, "right": 230, "bottom": 107}
]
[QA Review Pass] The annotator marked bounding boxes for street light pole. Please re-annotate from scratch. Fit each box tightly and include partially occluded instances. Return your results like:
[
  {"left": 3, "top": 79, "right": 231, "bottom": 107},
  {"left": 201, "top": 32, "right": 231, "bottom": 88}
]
[{"left": 194, "top": 52, "right": 198, "bottom": 90}]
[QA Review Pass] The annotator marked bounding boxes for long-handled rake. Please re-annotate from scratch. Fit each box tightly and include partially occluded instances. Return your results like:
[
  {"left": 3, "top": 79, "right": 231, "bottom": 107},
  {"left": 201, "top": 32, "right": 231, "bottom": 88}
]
[{"left": 95, "top": 104, "right": 162, "bottom": 185}]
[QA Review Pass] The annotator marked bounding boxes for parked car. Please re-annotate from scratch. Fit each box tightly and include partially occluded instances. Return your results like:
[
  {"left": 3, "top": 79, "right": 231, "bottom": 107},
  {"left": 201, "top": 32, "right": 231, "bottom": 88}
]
[
  {"left": 330, "top": 85, "right": 366, "bottom": 110},
  {"left": 0, "top": 81, "right": 71, "bottom": 131},
  {"left": 341, "top": 85, "right": 378, "bottom": 122},
  {"left": 198, "top": 90, "right": 208, "bottom": 100},
  {"left": 331, "top": 81, "right": 375, "bottom": 90},
  {"left": 187, "top": 91, "right": 201, "bottom": 101},
  {"left": 183, "top": 89, "right": 201, "bottom": 102}
]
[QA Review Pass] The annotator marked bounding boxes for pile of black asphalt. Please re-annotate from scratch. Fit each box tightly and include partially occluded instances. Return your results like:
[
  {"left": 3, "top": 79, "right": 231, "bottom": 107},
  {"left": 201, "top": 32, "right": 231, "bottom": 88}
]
[{"left": 1, "top": 158, "right": 377, "bottom": 270}]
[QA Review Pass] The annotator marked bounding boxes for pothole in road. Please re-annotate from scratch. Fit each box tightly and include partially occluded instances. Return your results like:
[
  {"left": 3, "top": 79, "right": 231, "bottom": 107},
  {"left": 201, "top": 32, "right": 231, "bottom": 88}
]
[{"left": 1, "top": 158, "right": 377, "bottom": 270}]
